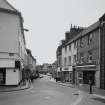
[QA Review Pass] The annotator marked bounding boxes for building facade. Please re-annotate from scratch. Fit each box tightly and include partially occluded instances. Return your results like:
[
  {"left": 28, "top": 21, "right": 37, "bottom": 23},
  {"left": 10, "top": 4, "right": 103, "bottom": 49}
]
[
  {"left": 26, "top": 49, "right": 36, "bottom": 72},
  {"left": 75, "top": 21, "right": 100, "bottom": 87},
  {"left": 56, "top": 13, "right": 105, "bottom": 89},
  {"left": 56, "top": 44, "right": 62, "bottom": 81},
  {"left": 0, "top": 0, "right": 27, "bottom": 86},
  {"left": 61, "top": 27, "right": 83, "bottom": 83},
  {"left": 99, "top": 14, "right": 105, "bottom": 89}
]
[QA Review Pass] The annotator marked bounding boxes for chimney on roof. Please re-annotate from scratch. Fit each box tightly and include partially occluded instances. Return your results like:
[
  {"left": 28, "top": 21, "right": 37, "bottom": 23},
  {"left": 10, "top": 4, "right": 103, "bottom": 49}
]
[
  {"left": 65, "top": 32, "right": 70, "bottom": 42},
  {"left": 66, "top": 25, "right": 84, "bottom": 42},
  {"left": 71, "top": 24, "right": 72, "bottom": 28}
]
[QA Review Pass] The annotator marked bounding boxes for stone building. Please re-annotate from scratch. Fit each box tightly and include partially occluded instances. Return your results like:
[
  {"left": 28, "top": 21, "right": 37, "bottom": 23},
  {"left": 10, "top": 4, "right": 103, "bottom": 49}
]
[
  {"left": 56, "top": 43, "right": 63, "bottom": 81},
  {"left": 75, "top": 21, "right": 100, "bottom": 87},
  {"left": 99, "top": 14, "right": 105, "bottom": 89},
  {"left": 61, "top": 27, "right": 84, "bottom": 83},
  {"left": 56, "top": 13, "right": 105, "bottom": 89}
]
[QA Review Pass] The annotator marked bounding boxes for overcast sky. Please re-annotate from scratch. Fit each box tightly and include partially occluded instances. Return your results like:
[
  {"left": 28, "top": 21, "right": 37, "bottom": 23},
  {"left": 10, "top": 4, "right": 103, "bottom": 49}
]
[{"left": 8, "top": 0, "right": 105, "bottom": 64}]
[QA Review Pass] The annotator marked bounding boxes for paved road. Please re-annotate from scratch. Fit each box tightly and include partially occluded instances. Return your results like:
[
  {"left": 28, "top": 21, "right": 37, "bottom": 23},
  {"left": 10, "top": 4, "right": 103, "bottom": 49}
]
[{"left": 0, "top": 75, "right": 79, "bottom": 105}]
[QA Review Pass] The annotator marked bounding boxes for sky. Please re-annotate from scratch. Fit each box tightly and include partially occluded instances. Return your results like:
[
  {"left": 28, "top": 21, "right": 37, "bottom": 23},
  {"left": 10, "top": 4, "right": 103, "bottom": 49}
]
[{"left": 8, "top": 0, "right": 105, "bottom": 64}]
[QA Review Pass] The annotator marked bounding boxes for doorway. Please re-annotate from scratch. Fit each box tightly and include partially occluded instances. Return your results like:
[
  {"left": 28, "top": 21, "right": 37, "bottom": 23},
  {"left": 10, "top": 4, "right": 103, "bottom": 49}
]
[{"left": 0, "top": 68, "right": 6, "bottom": 85}]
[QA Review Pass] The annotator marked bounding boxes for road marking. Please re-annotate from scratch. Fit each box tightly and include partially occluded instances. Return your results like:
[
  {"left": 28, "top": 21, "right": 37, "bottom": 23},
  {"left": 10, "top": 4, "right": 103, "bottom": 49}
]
[
  {"left": 71, "top": 91, "right": 83, "bottom": 105},
  {"left": 93, "top": 94, "right": 105, "bottom": 99}
]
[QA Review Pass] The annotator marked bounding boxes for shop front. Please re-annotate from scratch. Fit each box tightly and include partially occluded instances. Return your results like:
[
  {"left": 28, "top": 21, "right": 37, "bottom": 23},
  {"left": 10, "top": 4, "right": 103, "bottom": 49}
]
[
  {"left": 75, "top": 65, "right": 97, "bottom": 85},
  {"left": 0, "top": 60, "right": 21, "bottom": 86},
  {"left": 62, "top": 66, "right": 73, "bottom": 83}
]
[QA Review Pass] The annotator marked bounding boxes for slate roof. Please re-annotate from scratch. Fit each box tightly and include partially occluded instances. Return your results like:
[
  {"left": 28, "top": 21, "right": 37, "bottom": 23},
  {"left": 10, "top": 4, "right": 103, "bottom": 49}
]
[
  {"left": 67, "top": 21, "right": 100, "bottom": 45},
  {"left": 0, "top": 0, "right": 17, "bottom": 11}
]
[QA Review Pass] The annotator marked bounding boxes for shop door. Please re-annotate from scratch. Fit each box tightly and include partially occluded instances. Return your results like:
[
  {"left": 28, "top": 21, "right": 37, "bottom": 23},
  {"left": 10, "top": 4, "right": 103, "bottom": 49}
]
[
  {"left": 0, "top": 68, "right": 6, "bottom": 85},
  {"left": 83, "top": 71, "right": 95, "bottom": 85}
]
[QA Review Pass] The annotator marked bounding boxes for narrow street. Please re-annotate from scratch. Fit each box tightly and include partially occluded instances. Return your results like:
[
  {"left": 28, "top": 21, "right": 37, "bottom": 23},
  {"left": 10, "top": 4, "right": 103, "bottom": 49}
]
[{"left": 0, "top": 76, "right": 79, "bottom": 105}]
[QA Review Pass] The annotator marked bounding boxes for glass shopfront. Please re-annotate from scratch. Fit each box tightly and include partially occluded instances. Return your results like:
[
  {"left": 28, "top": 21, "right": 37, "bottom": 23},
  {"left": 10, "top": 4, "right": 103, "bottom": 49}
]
[
  {"left": 77, "top": 70, "right": 95, "bottom": 85},
  {"left": 78, "top": 71, "right": 83, "bottom": 84},
  {"left": 83, "top": 71, "right": 95, "bottom": 85},
  {"left": 76, "top": 65, "right": 96, "bottom": 85}
]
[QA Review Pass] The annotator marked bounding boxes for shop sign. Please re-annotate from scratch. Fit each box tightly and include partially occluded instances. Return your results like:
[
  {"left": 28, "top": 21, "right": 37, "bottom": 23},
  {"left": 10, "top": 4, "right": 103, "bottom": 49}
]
[{"left": 64, "top": 68, "right": 68, "bottom": 70}]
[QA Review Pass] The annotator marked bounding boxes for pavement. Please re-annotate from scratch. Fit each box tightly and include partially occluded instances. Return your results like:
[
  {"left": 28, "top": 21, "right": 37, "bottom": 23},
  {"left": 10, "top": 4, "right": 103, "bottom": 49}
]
[
  {"left": 0, "top": 80, "right": 31, "bottom": 92},
  {"left": 50, "top": 78, "right": 105, "bottom": 105},
  {"left": 57, "top": 82, "right": 105, "bottom": 97}
]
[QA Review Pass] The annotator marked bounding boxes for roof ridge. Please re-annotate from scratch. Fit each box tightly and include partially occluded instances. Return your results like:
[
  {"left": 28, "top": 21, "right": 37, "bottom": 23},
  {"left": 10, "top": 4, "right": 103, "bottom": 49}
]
[{"left": 4, "top": 0, "right": 17, "bottom": 11}]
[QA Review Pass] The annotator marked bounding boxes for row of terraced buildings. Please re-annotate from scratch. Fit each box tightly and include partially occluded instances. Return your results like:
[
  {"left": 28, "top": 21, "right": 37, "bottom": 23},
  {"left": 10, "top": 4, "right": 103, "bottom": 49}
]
[{"left": 56, "top": 13, "right": 105, "bottom": 90}]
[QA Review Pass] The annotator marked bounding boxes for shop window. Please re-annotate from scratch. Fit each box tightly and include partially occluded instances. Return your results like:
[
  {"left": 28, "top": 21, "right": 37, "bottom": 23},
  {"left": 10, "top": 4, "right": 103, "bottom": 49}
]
[
  {"left": 78, "top": 72, "right": 83, "bottom": 78},
  {"left": 70, "top": 73, "right": 72, "bottom": 79},
  {"left": 79, "top": 79, "right": 83, "bottom": 84}
]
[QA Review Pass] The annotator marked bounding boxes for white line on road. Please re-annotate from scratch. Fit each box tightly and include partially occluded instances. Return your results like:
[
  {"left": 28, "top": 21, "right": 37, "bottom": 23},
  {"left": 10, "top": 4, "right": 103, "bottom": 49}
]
[
  {"left": 71, "top": 91, "right": 83, "bottom": 105},
  {"left": 92, "top": 94, "right": 105, "bottom": 99}
]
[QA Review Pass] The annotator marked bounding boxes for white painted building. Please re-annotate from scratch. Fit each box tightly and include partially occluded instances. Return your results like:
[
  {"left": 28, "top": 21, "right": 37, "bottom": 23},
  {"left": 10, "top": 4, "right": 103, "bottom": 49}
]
[
  {"left": 61, "top": 40, "right": 77, "bottom": 82},
  {"left": 0, "top": 0, "right": 27, "bottom": 85}
]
